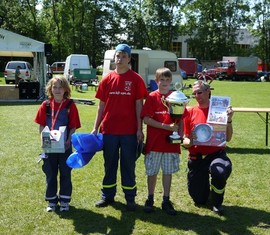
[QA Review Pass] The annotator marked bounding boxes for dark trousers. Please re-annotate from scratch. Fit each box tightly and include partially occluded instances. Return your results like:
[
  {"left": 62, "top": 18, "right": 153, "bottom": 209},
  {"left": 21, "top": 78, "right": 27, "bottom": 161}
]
[
  {"left": 101, "top": 134, "right": 137, "bottom": 202},
  {"left": 42, "top": 149, "right": 72, "bottom": 203},
  {"left": 187, "top": 150, "right": 232, "bottom": 207}
]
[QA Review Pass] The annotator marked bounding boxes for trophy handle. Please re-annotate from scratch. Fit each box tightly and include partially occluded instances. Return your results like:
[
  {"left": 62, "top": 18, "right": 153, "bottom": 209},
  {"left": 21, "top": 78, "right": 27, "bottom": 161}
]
[{"left": 174, "top": 82, "right": 182, "bottom": 91}]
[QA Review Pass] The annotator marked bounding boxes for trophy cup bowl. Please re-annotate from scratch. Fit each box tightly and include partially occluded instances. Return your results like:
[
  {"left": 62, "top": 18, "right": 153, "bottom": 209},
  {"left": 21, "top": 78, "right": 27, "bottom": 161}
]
[
  {"left": 165, "top": 85, "right": 189, "bottom": 144},
  {"left": 166, "top": 90, "right": 189, "bottom": 118}
]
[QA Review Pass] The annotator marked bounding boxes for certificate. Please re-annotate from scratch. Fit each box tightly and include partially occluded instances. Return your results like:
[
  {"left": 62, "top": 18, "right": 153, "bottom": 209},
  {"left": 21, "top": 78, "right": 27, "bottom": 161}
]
[{"left": 207, "top": 96, "right": 231, "bottom": 125}]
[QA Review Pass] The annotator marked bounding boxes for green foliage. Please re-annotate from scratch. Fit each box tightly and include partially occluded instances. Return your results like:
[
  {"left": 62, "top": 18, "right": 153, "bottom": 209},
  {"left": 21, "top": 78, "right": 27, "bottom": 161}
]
[
  {"left": 0, "top": 1, "right": 270, "bottom": 68},
  {"left": 181, "top": 0, "right": 251, "bottom": 60},
  {"left": 251, "top": 0, "right": 270, "bottom": 69},
  {"left": 0, "top": 80, "right": 270, "bottom": 234}
]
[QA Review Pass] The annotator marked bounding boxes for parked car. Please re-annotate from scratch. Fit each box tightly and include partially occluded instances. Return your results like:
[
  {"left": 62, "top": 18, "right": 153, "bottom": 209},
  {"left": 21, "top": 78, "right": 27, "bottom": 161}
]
[
  {"left": 4, "top": 61, "right": 34, "bottom": 84},
  {"left": 197, "top": 68, "right": 217, "bottom": 80},
  {"left": 257, "top": 71, "right": 270, "bottom": 82},
  {"left": 205, "top": 68, "right": 217, "bottom": 79},
  {"left": 50, "top": 62, "right": 65, "bottom": 74},
  {"left": 180, "top": 68, "right": 187, "bottom": 80}
]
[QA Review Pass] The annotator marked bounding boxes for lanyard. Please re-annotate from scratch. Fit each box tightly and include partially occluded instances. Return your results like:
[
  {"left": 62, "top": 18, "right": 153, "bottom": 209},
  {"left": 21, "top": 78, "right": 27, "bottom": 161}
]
[{"left": 51, "top": 99, "right": 64, "bottom": 130}]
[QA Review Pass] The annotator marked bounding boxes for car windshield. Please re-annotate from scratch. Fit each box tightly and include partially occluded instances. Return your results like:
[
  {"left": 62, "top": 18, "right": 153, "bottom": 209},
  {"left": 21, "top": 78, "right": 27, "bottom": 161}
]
[
  {"left": 219, "top": 62, "right": 229, "bottom": 68},
  {"left": 7, "top": 63, "right": 27, "bottom": 69}
]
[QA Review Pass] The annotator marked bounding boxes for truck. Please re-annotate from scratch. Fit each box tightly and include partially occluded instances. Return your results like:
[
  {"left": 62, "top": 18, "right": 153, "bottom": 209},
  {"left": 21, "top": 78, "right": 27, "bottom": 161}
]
[
  {"left": 178, "top": 58, "right": 199, "bottom": 78},
  {"left": 64, "top": 54, "right": 96, "bottom": 84},
  {"left": 102, "top": 49, "right": 183, "bottom": 91},
  {"left": 215, "top": 56, "right": 258, "bottom": 81}
]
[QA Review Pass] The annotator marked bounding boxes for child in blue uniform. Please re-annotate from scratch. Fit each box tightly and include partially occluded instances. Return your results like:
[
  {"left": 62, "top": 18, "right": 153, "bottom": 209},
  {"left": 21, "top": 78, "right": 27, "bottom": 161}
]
[{"left": 34, "top": 76, "right": 81, "bottom": 212}]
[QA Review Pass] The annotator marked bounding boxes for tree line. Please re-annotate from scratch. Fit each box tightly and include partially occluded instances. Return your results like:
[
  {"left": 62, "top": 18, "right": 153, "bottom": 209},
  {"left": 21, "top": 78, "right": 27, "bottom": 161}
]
[{"left": 0, "top": 0, "right": 269, "bottom": 69}]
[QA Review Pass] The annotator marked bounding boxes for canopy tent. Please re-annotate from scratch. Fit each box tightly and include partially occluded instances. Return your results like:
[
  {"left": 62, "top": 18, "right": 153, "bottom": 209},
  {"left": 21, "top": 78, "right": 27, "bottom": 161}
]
[{"left": 0, "top": 28, "right": 47, "bottom": 99}]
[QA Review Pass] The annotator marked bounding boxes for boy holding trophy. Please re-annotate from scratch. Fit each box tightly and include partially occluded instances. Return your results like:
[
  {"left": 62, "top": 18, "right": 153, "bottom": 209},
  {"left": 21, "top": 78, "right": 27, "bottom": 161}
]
[{"left": 141, "top": 67, "right": 187, "bottom": 215}]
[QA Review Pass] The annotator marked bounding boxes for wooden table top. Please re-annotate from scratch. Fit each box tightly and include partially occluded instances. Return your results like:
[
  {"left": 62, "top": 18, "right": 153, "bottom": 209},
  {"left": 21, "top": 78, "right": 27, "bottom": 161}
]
[{"left": 233, "top": 107, "right": 270, "bottom": 113}]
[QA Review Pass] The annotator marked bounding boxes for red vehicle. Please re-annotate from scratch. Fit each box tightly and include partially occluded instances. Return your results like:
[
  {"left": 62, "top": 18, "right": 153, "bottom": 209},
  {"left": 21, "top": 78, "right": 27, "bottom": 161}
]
[
  {"left": 178, "top": 58, "right": 199, "bottom": 77},
  {"left": 197, "top": 69, "right": 216, "bottom": 81},
  {"left": 215, "top": 56, "right": 258, "bottom": 81}
]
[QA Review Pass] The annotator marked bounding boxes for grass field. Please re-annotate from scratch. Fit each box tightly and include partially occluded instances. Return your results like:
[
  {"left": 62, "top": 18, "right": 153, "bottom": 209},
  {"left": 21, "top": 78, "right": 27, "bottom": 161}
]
[{"left": 0, "top": 77, "right": 270, "bottom": 235}]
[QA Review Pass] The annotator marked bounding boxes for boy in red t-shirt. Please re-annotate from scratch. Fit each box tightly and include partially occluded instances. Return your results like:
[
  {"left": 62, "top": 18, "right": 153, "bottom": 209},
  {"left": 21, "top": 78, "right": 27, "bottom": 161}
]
[
  {"left": 141, "top": 67, "right": 185, "bottom": 216},
  {"left": 92, "top": 44, "right": 148, "bottom": 211}
]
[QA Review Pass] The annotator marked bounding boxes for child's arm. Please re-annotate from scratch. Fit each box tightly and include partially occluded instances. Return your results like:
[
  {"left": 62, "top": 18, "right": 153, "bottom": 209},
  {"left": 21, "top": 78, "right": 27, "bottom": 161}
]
[
  {"left": 92, "top": 101, "right": 105, "bottom": 134},
  {"left": 143, "top": 116, "right": 179, "bottom": 132},
  {"left": 66, "top": 127, "right": 76, "bottom": 150},
  {"left": 39, "top": 125, "right": 45, "bottom": 134}
]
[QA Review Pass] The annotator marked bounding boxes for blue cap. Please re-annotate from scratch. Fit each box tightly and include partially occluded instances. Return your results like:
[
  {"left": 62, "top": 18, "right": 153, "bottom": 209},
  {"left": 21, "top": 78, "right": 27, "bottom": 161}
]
[{"left": 115, "top": 44, "right": 131, "bottom": 56}]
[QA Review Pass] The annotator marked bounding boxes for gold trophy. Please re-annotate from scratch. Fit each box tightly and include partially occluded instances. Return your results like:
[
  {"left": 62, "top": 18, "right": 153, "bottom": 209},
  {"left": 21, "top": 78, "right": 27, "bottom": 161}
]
[{"left": 165, "top": 82, "right": 189, "bottom": 144}]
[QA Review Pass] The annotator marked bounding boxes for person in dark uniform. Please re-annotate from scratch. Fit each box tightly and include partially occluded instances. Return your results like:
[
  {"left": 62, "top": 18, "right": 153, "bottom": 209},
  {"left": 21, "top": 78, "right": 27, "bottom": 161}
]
[{"left": 182, "top": 80, "right": 234, "bottom": 215}]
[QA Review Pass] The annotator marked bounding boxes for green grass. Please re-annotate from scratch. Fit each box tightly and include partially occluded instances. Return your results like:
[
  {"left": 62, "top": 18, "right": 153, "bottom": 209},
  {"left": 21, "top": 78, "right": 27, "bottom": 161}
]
[
  {"left": 0, "top": 78, "right": 270, "bottom": 235},
  {"left": 0, "top": 76, "right": 4, "bottom": 85}
]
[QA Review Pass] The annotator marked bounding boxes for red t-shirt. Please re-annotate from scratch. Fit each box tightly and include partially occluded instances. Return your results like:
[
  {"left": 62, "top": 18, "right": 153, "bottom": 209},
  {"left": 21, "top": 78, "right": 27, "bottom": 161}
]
[
  {"left": 183, "top": 105, "right": 225, "bottom": 155},
  {"left": 96, "top": 69, "right": 148, "bottom": 134},
  {"left": 34, "top": 98, "right": 81, "bottom": 130},
  {"left": 141, "top": 90, "right": 183, "bottom": 154}
]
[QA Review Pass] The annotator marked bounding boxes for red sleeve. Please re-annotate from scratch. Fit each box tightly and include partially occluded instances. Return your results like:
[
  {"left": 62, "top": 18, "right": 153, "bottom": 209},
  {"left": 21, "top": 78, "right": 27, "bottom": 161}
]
[
  {"left": 95, "top": 74, "right": 109, "bottom": 102},
  {"left": 183, "top": 107, "right": 192, "bottom": 136},
  {"left": 68, "top": 102, "right": 81, "bottom": 129},
  {"left": 141, "top": 95, "right": 155, "bottom": 119},
  {"left": 34, "top": 101, "right": 47, "bottom": 126},
  {"left": 136, "top": 75, "right": 148, "bottom": 100}
]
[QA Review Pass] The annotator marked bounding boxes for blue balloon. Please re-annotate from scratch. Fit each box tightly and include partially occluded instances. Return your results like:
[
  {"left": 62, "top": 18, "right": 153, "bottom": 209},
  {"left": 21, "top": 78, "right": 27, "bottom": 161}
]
[{"left": 66, "top": 151, "right": 95, "bottom": 169}]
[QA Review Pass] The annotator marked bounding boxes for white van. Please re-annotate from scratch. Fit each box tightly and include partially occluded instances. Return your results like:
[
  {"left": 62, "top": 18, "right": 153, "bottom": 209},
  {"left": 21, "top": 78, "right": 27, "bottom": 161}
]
[
  {"left": 102, "top": 49, "right": 183, "bottom": 90},
  {"left": 64, "top": 54, "right": 90, "bottom": 83}
]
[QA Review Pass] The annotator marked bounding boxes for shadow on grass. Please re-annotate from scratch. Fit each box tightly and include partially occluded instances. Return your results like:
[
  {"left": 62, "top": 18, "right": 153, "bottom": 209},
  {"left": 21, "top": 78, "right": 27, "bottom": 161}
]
[
  {"left": 56, "top": 206, "right": 118, "bottom": 234},
  {"left": 57, "top": 202, "right": 270, "bottom": 235},
  {"left": 226, "top": 147, "right": 270, "bottom": 155}
]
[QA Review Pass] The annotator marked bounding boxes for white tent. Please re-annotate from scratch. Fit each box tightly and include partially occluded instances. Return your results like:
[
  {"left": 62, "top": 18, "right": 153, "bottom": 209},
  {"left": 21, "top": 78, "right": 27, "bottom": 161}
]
[{"left": 0, "top": 28, "right": 47, "bottom": 99}]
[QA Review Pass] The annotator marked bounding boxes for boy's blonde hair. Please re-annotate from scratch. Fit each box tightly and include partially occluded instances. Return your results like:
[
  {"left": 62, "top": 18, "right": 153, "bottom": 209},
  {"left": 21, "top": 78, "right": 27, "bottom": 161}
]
[
  {"left": 46, "top": 75, "right": 71, "bottom": 99},
  {"left": 155, "top": 67, "right": 172, "bottom": 81}
]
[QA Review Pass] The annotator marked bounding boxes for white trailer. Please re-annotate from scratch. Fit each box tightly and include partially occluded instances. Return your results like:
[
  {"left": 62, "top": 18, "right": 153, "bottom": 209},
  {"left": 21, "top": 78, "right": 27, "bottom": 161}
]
[{"left": 102, "top": 49, "right": 183, "bottom": 90}]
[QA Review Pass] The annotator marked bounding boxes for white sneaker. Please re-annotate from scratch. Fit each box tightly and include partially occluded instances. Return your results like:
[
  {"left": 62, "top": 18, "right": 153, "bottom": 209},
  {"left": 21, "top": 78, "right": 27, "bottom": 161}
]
[
  {"left": 46, "top": 203, "right": 56, "bottom": 212},
  {"left": 60, "top": 202, "right": 69, "bottom": 212}
]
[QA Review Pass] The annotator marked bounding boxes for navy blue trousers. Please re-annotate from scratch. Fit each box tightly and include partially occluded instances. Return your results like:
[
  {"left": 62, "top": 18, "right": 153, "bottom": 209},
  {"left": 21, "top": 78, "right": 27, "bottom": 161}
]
[
  {"left": 187, "top": 150, "right": 232, "bottom": 207},
  {"left": 42, "top": 148, "right": 72, "bottom": 203},
  {"left": 101, "top": 134, "right": 137, "bottom": 202}
]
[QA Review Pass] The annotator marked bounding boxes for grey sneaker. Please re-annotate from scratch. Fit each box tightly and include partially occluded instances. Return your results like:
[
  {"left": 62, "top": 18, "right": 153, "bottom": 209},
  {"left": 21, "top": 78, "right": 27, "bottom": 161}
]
[
  {"left": 95, "top": 198, "right": 115, "bottom": 207},
  {"left": 46, "top": 202, "right": 56, "bottom": 212},
  {"left": 60, "top": 202, "right": 69, "bottom": 212},
  {"left": 213, "top": 205, "right": 224, "bottom": 216}
]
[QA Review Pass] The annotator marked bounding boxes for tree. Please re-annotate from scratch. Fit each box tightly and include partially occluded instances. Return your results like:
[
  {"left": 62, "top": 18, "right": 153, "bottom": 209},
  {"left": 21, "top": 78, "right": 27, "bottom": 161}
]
[
  {"left": 251, "top": 0, "right": 270, "bottom": 71},
  {"left": 0, "top": 0, "right": 263, "bottom": 69},
  {"left": 181, "top": 0, "right": 251, "bottom": 60},
  {"left": 0, "top": 0, "right": 45, "bottom": 40}
]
